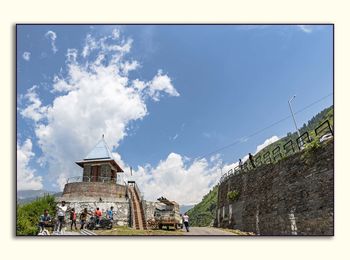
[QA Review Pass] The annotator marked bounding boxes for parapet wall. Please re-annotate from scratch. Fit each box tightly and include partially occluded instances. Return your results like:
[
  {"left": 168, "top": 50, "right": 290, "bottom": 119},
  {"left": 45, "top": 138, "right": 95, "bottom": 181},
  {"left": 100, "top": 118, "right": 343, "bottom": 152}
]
[
  {"left": 216, "top": 141, "right": 334, "bottom": 235},
  {"left": 62, "top": 182, "right": 127, "bottom": 201}
]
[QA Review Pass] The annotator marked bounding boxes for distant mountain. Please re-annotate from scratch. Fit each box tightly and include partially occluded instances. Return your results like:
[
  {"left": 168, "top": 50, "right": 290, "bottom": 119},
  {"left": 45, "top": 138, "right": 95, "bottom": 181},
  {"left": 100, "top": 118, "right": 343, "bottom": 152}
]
[
  {"left": 180, "top": 205, "right": 194, "bottom": 214},
  {"left": 17, "top": 190, "right": 62, "bottom": 204}
]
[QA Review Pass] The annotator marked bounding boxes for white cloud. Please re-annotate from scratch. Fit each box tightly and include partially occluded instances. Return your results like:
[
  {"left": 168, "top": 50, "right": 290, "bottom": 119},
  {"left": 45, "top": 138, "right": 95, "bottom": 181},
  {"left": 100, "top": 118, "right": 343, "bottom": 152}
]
[
  {"left": 148, "top": 70, "right": 179, "bottom": 101},
  {"left": 133, "top": 136, "right": 279, "bottom": 205},
  {"left": 297, "top": 25, "right": 313, "bottom": 33},
  {"left": 170, "top": 133, "right": 179, "bottom": 141},
  {"left": 112, "top": 28, "right": 120, "bottom": 39},
  {"left": 20, "top": 30, "right": 180, "bottom": 190},
  {"left": 255, "top": 135, "right": 279, "bottom": 154},
  {"left": 22, "top": 51, "right": 31, "bottom": 61},
  {"left": 45, "top": 30, "right": 58, "bottom": 53},
  {"left": 20, "top": 86, "right": 48, "bottom": 122},
  {"left": 66, "top": 48, "right": 78, "bottom": 63},
  {"left": 132, "top": 153, "right": 222, "bottom": 205},
  {"left": 17, "top": 139, "right": 43, "bottom": 190},
  {"left": 81, "top": 34, "right": 97, "bottom": 58}
]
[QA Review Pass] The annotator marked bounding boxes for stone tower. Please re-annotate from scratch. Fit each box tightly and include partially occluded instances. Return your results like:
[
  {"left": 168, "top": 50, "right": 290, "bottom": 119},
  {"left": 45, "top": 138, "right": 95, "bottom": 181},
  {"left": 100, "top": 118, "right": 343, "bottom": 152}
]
[{"left": 58, "top": 136, "right": 130, "bottom": 226}]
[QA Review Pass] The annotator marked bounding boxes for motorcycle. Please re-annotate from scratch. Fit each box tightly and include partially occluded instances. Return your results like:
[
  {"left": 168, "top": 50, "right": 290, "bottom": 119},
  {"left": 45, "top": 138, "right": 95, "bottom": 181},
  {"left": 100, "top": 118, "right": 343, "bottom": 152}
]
[{"left": 86, "top": 216, "right": 112, "bottom": 230}]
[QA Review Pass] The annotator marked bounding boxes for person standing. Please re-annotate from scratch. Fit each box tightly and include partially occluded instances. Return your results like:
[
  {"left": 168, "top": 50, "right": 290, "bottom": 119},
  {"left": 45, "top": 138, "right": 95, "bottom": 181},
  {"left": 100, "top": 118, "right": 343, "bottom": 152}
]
[
  {"left": 94, "top": 207, "right": 102, "bottom": 225},
  {"left": 70, "top": 208, "right": 77, "bottom": 230},
  {"left": 80, "top": 208, "right": 88, "bottom": 230},
  {"left": 56, "top": 201, "right": 68, "bottom": 232},
  {"left": 239, "top": 158, "right": 243, "bottom": 171},
  {"left": 183, "top": 212, "right": 190, "bottom": 232},
  {"left": 106, "top": 206, "right": 114, "bottom": 221},
  {"left": 249, "top": 153, "right": 256, "bottom": 168}
]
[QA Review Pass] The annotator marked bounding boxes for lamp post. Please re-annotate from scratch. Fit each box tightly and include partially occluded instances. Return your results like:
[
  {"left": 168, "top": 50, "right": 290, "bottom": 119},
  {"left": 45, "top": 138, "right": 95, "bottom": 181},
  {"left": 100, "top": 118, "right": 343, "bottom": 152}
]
[{"left": 288, "top": 95, "right": 301, "bottom": 138}]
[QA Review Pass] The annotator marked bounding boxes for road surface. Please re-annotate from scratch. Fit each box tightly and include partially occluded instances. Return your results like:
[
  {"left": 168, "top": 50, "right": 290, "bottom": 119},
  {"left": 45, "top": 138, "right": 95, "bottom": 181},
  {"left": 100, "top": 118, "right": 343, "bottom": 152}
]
[{"left": 181, "top": 227, "right": 236, "bottom": 236}]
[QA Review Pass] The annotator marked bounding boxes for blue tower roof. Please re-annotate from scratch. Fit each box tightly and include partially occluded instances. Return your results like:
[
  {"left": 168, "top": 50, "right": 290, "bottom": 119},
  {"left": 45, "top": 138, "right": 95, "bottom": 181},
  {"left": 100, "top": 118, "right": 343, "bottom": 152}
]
[
  {"left": 75, "top": 135, "right": 124, "bottom": 172},
  {"left": 84, "top": 136, "right": 114, "bottom": 160}
]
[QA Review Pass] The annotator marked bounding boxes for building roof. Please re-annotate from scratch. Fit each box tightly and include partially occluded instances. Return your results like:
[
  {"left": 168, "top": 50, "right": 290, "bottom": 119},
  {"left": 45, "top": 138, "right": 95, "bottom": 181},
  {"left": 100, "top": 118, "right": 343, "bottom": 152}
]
[
  {"left": 75, "top": 135, "right": 124, "bottom": 172},
  {"left": 84, "top": 136, "right": 114, "bottom": 160}
]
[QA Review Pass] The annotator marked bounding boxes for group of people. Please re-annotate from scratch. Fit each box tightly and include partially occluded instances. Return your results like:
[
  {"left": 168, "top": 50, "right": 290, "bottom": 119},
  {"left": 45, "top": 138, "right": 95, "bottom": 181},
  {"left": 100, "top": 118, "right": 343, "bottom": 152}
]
[{"left": 39, "top": 200, "right": 115, "bottom": 233}]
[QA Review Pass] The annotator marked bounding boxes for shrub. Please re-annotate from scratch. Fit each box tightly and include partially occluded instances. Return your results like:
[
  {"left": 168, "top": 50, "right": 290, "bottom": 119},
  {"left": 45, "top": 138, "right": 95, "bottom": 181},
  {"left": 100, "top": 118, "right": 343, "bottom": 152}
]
[{"left": 227, "top": 190, "right": 239, "bottom": 201}]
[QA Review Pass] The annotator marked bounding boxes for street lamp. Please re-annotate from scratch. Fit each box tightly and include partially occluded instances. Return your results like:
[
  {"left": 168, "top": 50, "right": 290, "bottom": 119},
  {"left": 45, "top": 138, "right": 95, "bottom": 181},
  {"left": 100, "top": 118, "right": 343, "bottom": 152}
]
[{"left": 288, "top": 95, "right": 301, "bottom": 138}]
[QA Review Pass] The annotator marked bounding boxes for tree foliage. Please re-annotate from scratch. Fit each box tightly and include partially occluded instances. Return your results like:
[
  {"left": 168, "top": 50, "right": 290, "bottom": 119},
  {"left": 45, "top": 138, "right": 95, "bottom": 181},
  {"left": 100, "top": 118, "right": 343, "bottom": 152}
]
[
  {"left": 16, "top": 195, "right": 56, "bottom": 235},
  {"left": 187, "top": 186, "right": 218, "bottom": 227}
]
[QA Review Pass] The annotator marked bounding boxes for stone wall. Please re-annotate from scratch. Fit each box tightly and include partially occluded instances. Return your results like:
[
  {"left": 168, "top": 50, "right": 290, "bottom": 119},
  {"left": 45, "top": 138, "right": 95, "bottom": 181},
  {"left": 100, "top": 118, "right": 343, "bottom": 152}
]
[
  {"left": 216, "top": 141, "right": 334, "bottom": 235},
  {"left": 101, "top": 164, "right": 111, "bottom": 178},
  {"left": 59, "top": 182, "right": 130, "bottom": 226},
  {"left": 62, "top": 182, "right": 127, "bottom": 200},
  {"left": 82, "top": 162, "right": 112, "bottom": 180},
  {"left": 64, "top": 199, "right": 130, "bottom": 226},
  {"left": 83, "top": 164, "right": 91, "bottom": 179}
]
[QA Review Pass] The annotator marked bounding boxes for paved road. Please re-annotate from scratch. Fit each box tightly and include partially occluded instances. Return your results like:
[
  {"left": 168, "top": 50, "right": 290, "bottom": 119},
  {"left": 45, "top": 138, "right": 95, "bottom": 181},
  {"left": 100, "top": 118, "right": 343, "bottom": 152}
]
[{"left": 181, "top": 227, "right": 235, "bottom": 236}]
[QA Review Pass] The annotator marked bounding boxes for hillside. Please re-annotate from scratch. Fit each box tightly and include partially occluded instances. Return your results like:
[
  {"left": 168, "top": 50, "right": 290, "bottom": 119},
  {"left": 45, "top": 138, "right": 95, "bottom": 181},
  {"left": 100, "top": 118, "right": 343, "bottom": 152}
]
[
  {"left": 187, "top": 105, "right": 333, "bottom": 227},
  {"left": 187, "top": 186, "right": 218, "bottom": 227},
  {"left": 254, "top": 105, "right": 333, "bottom": 159}
]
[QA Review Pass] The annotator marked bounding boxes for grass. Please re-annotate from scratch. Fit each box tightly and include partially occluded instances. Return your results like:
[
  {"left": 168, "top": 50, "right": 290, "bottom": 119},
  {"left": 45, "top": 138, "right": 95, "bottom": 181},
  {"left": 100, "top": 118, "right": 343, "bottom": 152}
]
[{"left": 94, "top": 226, "right": 184, "bottom": 236}]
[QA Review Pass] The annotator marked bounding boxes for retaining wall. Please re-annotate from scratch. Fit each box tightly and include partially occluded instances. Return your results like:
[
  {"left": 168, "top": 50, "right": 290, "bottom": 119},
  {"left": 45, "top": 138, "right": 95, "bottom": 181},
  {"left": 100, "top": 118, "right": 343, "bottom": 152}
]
[{"left": 216, "top": 141, "right": 334, "bottom": 235}]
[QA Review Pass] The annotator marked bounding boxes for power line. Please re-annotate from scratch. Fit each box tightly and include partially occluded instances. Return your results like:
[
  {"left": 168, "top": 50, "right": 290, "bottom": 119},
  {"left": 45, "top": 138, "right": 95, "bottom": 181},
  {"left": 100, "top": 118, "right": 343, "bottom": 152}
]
[
  {"left": 197, "top": 93, "right": 333, "bottom": 159},
  {"left": 136, "top": 93, "right": 333, "bottom": 172}
]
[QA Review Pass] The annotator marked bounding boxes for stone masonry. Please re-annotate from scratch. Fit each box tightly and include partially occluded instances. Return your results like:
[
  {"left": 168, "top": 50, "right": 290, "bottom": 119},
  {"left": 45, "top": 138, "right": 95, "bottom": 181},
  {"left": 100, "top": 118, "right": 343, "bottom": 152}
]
[
  {"left": 58, "top": 182, "right": 130, "bottom": 226},
  {"left": 216, "top": 141, "right": 334, "bottom": 235},
  {"left": 62, "top": 182, "right": 127, "bottom": 200},
  {"left": 66, "top": 199, "right": 130, "bottom": 227}
]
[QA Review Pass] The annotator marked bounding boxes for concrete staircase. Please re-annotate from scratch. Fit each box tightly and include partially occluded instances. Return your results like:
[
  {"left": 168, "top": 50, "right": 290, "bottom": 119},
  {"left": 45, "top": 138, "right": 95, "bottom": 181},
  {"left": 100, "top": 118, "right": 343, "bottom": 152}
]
[{"left": 129, "top": 187, "right": 146, "bottom": 230}]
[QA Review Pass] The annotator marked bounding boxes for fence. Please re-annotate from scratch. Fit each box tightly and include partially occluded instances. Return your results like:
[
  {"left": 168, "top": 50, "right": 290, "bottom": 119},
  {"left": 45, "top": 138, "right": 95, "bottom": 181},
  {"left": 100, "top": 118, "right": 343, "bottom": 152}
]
[
  {"left": 66, "top": 176, "right": 118, "bottom": 184},
  {"left": 219, "top": 120, "right": 333, "bottom": 184}
]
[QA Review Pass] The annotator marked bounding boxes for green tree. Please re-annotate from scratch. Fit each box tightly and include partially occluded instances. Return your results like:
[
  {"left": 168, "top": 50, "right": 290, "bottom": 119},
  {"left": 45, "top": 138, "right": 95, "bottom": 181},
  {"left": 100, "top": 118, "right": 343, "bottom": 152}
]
[{"left": 16, "top": 195, "right": 56, "bottom": 235}]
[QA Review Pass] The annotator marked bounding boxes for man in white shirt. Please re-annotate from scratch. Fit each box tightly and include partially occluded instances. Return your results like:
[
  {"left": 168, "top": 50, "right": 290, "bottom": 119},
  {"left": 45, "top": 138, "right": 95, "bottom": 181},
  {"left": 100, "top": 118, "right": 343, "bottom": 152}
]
[
  {"left": 56, "top": 201, "right": 69, "bottom": 232},
  {"left": 183, "top": 213, "right": 190, "bottom": 232}
]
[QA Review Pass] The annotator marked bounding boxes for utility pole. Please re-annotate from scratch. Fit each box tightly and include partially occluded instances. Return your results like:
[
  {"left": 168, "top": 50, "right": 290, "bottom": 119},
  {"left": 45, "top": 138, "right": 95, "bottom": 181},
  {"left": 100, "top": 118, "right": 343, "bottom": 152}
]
[{"left": 288, "top": 95, "right": 301, "bottom": 138}]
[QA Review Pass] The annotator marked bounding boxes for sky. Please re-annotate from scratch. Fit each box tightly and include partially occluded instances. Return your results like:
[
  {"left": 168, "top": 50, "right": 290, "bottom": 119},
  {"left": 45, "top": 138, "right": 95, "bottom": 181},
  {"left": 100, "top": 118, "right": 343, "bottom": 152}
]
[{"left": 16, "top": 24, "right": 333, "bottom": 205}]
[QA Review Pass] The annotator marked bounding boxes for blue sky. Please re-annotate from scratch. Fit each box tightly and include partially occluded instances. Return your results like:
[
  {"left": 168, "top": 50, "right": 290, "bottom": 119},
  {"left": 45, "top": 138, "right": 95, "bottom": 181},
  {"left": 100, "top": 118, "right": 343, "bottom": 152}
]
[{"left": 17, "top": 25, "right": 333, "bottom": 204}]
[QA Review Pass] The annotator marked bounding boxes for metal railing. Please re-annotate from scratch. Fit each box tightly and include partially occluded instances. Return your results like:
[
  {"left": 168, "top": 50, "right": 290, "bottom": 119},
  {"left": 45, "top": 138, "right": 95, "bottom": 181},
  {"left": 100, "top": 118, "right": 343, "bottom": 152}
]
[
  {"left": 283, "top": 139, "right": 295, "bottom": 155},
  {"left": 272, "top": 146, "right": 282, "bottom": 161},
  {"left": 218, "top": 120, "right": 333, "bottom": 184},
  {"left": 296, "top": 132, "right": 311, "bottom": 150},
  {"left": 315, "top": 120, "right": 333, "bottom": 138},
  {"left": 263, "top": 151, "right": 272, "bottom": 164},
  {"left": 66, "top": 176, "right": 118, "bottom": 184}
]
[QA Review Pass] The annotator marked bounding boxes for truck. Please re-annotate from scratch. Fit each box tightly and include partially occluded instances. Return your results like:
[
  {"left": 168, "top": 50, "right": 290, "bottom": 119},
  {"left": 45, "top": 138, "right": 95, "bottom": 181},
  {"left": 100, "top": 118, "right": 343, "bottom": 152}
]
[{"left": 148, "top": 197, "right": 183, "bottom": 230}]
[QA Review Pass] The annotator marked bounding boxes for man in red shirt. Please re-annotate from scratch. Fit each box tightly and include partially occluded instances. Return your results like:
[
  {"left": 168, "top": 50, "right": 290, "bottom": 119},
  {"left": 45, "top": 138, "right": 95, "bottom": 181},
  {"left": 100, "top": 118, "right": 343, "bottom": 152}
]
[{"left": 94, "top": 207, "right": 102, "bottom": 225}]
